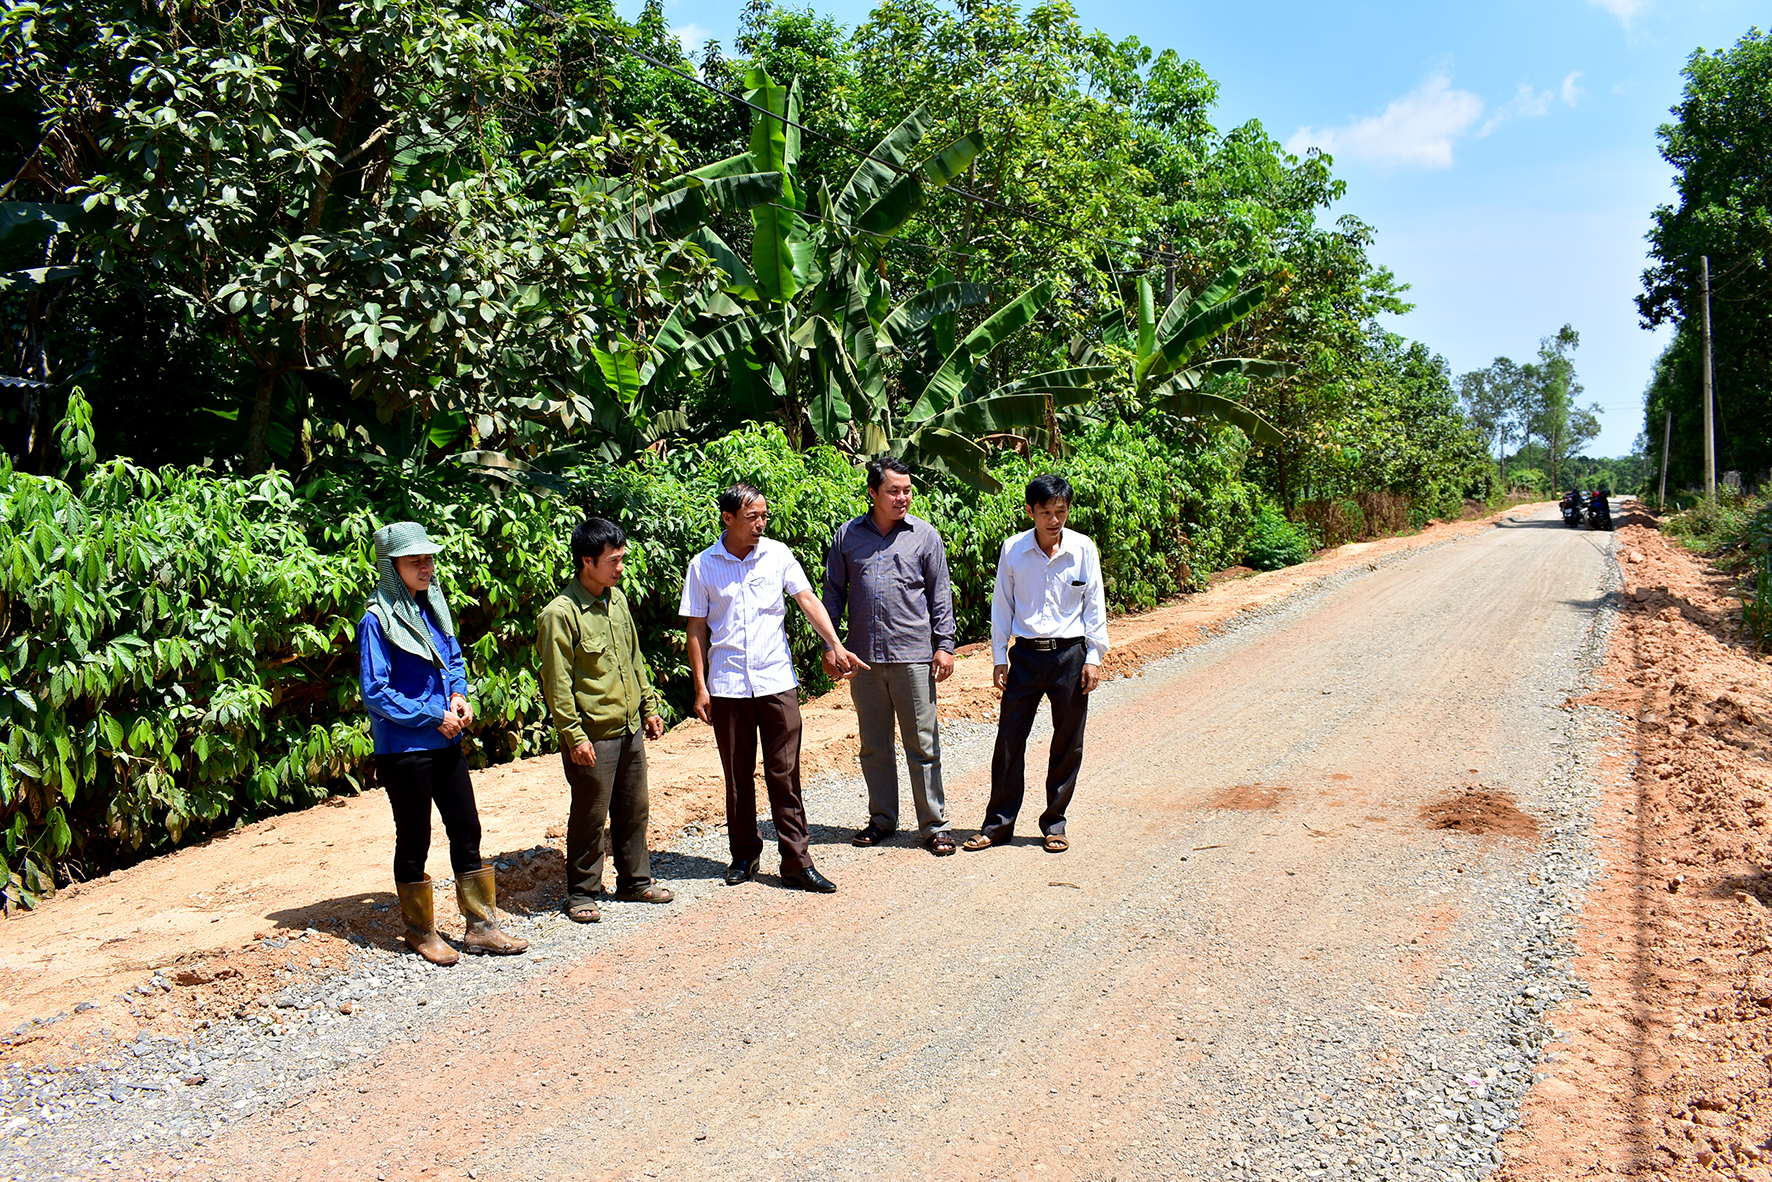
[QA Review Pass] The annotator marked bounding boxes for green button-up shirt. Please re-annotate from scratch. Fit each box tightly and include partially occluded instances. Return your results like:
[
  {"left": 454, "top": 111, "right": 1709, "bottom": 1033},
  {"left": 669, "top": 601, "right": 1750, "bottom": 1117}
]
[{"left": 536, "top": 578, "right": 663, "bottom": 748}]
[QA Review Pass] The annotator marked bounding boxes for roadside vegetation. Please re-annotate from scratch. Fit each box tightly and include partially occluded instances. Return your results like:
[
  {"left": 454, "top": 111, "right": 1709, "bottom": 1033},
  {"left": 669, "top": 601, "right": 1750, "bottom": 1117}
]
[{"left": 1660, "top": 491, "right": 1772, "bottom": 652}]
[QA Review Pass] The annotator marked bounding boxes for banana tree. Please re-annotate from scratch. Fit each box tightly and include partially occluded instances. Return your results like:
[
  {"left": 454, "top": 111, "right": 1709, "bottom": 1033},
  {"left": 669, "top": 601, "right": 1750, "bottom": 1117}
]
[
  {"left": 1093, "top": 260, "right": 1288, "bottom": 446},
  {"left": 449, "top": 151, "right": 792, "bottom": 463},
  {"left": 874, "top": 277, "right": 1114, "bottom": 491},
  {"left": 676, "top": 68, "right": 985, "bottom": 448}
]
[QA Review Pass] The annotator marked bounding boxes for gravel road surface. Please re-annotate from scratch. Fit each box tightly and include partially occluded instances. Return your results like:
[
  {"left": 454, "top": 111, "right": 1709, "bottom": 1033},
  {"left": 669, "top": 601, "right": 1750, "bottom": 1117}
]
[{"left": 1, "top": 504, "right": 1624, "bottom": 1182}]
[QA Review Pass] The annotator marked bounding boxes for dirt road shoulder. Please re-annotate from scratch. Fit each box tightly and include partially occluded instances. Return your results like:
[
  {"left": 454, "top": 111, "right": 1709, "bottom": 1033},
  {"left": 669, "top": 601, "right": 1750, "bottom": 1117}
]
[{"left": 1497, "top": 504, "right": 1772, "bottom": 1180}]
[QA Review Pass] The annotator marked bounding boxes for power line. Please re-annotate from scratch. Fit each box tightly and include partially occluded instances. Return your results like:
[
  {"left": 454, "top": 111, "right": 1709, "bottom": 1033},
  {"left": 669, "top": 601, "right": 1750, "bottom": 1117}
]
[{"left": 517, "top": 0, "right": 1180, "bottom": 268}]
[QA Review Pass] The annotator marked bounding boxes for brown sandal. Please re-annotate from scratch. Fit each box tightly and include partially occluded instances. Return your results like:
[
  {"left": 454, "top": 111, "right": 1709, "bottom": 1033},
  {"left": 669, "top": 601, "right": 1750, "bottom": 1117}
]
[
  {"left": 565, "top": 902, "right": 601, "bottom": 924},
  {"left": 927, "top": 832, "right": 957, "bottom": 856},
  {"left": 961, "top": 833, "right": 998, "bottom": 851},
  {"left": 1043, "top": 834, "right": 1069, "bottom": 853},
  {"left": 612, "top": 884, "right": 675, "bottom": 903}
]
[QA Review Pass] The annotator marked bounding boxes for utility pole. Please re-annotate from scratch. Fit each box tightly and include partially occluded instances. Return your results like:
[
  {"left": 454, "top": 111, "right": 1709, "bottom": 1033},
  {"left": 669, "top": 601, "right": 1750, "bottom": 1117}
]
[
  {"left": 1701, "top": 255, "right": 1716, "bottom": 501},
  {"left": 1658, "top": 409, "right": 1672, "bottom": 509}
]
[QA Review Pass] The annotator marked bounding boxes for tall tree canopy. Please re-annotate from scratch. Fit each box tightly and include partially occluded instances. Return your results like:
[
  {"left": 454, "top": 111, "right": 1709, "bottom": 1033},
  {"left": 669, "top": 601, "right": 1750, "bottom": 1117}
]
[{"left": 1638, "top": 27, "right": 1772, "bottom": 489}]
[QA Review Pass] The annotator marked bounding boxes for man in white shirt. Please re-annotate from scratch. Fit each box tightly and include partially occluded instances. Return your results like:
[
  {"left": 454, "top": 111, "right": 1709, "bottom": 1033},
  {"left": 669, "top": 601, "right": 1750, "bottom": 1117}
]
[
  {"left": 962, "top": 474, "right": 1109, "bottom": 855},
  {"left": 680, "top": 482, "right": 865, "bottom": 892}
]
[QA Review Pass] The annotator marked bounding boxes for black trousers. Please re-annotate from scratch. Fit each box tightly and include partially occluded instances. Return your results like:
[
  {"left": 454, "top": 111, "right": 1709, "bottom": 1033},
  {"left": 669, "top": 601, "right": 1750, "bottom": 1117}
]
[
  {"left": 709, "top": 690, "right": 812, "bottom": 872},
  {"left": 982, "top": 642, "right": 1089, "bottom": 841},
  {"left": 377, "top": 745, "right": 483, "bottom": 884}
]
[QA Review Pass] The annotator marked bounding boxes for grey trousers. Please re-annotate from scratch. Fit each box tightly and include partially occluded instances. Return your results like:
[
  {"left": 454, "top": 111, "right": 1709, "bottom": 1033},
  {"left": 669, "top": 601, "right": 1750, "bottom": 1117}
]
[
  {"left": 559, "top": 730, "right": 652, "bottom": 907},
  {"left": 849, "top": 662, "right": 949, "bottom": 837}
]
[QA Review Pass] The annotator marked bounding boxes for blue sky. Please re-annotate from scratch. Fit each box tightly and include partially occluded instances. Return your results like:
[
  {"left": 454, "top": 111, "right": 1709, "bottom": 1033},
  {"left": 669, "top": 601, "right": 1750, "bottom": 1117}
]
[{"left": 628, "top": 0, "right": 1765, "bottom": 456}]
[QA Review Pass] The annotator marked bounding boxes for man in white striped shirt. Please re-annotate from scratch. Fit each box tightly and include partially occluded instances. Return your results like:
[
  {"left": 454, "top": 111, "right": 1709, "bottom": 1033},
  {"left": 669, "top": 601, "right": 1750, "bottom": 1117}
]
[
  {"left": 963, "top": 474, "right": 1109, "bottom": 855},
  {"left": 680, "top": 483, "right": 864, "bottom": 892}
]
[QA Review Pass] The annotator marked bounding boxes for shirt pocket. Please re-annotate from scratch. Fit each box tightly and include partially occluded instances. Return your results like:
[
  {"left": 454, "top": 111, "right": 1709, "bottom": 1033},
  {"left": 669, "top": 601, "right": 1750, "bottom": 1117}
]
[
  {"left": 891, "top": 551, "right": 926, "bottom": 593},
  {"left": 747, "top": 573, "right": 784, "bottom": 613},
  {"left": 1059, "top": 571, "right": 1087, "bottom": 612},
  {"left": 578, "top": 630, "right": 611, "bottom": 670}
]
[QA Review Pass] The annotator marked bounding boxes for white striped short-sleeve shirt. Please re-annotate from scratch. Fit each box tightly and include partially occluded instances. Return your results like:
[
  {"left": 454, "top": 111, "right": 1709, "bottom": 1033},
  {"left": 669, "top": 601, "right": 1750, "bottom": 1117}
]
[{"left": 679, "top": 536, "right": 812, "bottom": 698}]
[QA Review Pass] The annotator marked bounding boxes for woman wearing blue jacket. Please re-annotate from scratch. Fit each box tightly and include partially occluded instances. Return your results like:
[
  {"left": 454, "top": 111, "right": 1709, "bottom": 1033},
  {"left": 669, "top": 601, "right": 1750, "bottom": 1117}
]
[{"left": 358, "top": 522, "right": 527, "bottom": 965}]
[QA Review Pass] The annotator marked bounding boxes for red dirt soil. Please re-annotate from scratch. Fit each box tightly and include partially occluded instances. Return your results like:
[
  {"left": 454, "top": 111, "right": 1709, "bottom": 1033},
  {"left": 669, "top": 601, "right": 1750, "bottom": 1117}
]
[{"left": 1496, "top": 502, "right": 1772, "bottom": 1181}]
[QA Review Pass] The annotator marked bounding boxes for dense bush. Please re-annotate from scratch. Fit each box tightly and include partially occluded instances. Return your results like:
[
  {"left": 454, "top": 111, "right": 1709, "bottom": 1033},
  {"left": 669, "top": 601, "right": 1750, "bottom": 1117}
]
[{"left": 1244, "top": 504, "right": 1314, "bottom": 571}]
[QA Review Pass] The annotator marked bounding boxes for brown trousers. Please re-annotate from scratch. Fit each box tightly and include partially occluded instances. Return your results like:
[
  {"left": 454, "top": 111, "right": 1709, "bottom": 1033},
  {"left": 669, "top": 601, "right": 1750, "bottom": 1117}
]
[
  {"left": 558, "top": 729, "right": 652, "bottom": 907},
  {"left": 709, "top": 690, "right": 811, "bottom": 872}
]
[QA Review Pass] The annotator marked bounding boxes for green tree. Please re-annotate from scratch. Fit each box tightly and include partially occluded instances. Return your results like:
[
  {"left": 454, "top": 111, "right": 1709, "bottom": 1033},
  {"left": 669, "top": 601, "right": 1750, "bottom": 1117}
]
[
  {"left": 1, "top": 0, "right": 715, "bottom": 473},
  {"left": 1518, "top": 326, "right": 1600, "bottom": 493},
  {"left": 1458, "top": 357, "right": 1526, "bottom": 488},
  {"left": 1639, "top": 28, "right": 1772, "bottom": 489}
]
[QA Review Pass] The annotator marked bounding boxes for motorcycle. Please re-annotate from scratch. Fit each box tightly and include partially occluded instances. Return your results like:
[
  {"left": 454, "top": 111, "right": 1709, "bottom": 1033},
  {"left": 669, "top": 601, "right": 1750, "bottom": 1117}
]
[
  {"left": 1585, "top": 492, "right": 1613, "bottom": 532},
  {"left": 1560, "top": 491, "right": 1583, "bottom": 528}
]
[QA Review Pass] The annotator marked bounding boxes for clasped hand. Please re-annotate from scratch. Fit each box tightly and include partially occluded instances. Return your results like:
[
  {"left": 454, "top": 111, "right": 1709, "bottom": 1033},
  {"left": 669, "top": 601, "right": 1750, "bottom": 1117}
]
[{"left": 436, "top": 693, "right": 474, "bottom": 738}]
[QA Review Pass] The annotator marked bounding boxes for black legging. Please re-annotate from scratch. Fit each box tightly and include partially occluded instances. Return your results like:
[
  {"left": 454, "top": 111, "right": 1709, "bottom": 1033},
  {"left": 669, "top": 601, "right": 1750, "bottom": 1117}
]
[{"left": 377, "top": 745, "right": 483, "bottom": 883}]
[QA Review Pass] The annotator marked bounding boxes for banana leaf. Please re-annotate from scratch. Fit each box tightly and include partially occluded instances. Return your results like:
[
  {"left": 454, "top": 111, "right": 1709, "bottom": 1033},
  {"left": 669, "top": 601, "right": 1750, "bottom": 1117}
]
[
  {"left": 909, "top": 278, "right": 1056, "bottom": 421},
  {"left": 1161, "top": 358, "right": 1297, "bottom": 389},
  {"left": 701, "top": 171, "right": 786, "bottom": 213},
  {"left": 744, "top": 69, "right": 803, "bottom": 302},
  {"left": 835, "top": 105, "right": 930, "bottom": 225},
  {"left": 688, "top": 152, "right": 760, "bottom": 181},
  {"left": 1136, "top": 275, "right": 1156, "bottom": 360},
  {"left": 809, "top": 363, "right": 852, "bottom": 444},
  {"left": 1146, "top": 379, "right": 1283, "bottom": 446},
  {"left": 0, "top": 266, "right": 80, "bottom": 293},
  {"left": 990, "top": 365, "right": 1115, "bottom": 397},
  {"left": 689, "top": 227, "right": 759, "bottom": 300},
  {"left": 0, "top": 202, "right": 110, "bottom": 247},
  {"left": 1151, "top": 260, "right": 1248, "bottom": 362},
  {"left": 900, "top": 427, "right": 999, "bottom": 492},
  {"left": 725, "top": 346, "right": 776, "bottom": 422},
  {"left": 852, "top": 131, "right": 984, "bottom": 238},
  {"left": 591, "top": 346, "right": 643, "bottom": 409},
  {"left": 877, "top": 281, "right": 992, "bottom": 350},
  {"left": 1140, "top": 284, "right": 1267, "bottom": 381},
  {"left": 918, "top": 130, "right": 985, "bottom": 187},
  {"left": 683, "top": 312, "right": 777, "bottom": 371},
  {"left": 920, "top": 386, "right": 1096, "bottom": 438}
]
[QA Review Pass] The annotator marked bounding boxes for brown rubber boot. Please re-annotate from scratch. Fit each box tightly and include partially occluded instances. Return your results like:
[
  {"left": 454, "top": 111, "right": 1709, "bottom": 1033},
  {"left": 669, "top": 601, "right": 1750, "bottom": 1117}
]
[
  {"left": 394, "top": 877, "right": 460, "bottom": 966},
  {"left": 455, "top": 867, "right": 529, "bottom": 955}
]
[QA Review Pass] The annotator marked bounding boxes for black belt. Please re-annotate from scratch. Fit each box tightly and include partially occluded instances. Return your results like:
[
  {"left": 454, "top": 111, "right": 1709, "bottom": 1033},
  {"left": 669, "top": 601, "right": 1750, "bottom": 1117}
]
[{"left": 1015, "top": 636, "right": 1085, "bottom": 651}]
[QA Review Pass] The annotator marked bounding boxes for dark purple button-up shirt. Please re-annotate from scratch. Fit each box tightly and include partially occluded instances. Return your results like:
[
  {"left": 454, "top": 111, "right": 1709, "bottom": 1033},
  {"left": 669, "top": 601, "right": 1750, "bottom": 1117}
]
[{"left": 822, "top": 512, "right": 956, "bottom": 663}]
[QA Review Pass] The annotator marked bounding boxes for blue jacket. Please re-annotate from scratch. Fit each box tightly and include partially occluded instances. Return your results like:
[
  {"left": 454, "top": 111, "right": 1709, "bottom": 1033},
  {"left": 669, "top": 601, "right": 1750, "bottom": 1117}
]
[{"left": 357, "top": 611, "right": 469, "bottom": 754}]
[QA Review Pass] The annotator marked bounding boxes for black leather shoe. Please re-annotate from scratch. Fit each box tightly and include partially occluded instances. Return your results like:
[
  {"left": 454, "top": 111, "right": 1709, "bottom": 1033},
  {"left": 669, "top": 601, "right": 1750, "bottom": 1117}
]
[
  {"left": 725, "top": 858, "right": 759, "bottom": 886},
  {"left": 781, "top": 865, "right": 837, "bottom": 893}
]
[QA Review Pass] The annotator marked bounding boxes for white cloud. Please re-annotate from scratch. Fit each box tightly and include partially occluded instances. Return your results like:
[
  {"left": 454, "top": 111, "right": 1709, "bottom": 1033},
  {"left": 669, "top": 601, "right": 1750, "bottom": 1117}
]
[
  {"left": 1287, "top": 74, "right": 1484, "bottom": 169},
  {"left": 1587, "top": 0, "right": 1647, "bottom": 27},
  {"left": 671, "top": 22, "right": 713, "bottom": 56},
  {"left": 1561, "top": 71, "right": 1585, "bottom": 105},
  {"left": 1479, "top": 83, "right": 1553, "bottom": 136}
]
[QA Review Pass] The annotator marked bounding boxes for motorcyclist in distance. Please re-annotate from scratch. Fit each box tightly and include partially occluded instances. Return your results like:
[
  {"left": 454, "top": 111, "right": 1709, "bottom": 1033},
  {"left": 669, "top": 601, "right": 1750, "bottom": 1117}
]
[
  {"left": 1587, "top": 487, "right": 1613, "bottom": 531},
  {"left": 1561, "top": 488, "right": 1582, "bottom": 528}
]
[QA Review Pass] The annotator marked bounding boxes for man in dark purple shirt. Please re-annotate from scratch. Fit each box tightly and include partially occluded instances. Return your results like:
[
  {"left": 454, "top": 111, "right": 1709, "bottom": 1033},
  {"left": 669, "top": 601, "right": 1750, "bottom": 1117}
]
[{"left": 821, "top": 456, "right": 959, "bottom": 855}]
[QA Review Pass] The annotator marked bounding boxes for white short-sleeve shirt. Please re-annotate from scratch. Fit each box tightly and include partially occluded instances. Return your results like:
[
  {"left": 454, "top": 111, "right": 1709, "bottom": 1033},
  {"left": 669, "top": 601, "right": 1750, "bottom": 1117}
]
[{"left": 679, "top": 536, "right": 813, "bottom": 698}]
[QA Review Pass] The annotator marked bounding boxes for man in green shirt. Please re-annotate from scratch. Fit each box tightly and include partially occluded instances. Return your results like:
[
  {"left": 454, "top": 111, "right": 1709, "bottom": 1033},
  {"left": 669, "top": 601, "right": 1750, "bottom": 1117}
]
[{"left": 537, "top": 517, "right": 673, "bottom": 923}]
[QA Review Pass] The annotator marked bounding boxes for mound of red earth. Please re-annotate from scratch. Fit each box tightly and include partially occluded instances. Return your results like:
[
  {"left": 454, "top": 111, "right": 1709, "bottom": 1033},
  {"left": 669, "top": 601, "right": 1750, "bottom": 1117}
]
[
  {"left": 1497, "top": 503, "right": 1772, "bottom": 1181},
  {"left": 1420, "top": 788, "right": 1539, "bottom": 839}
]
